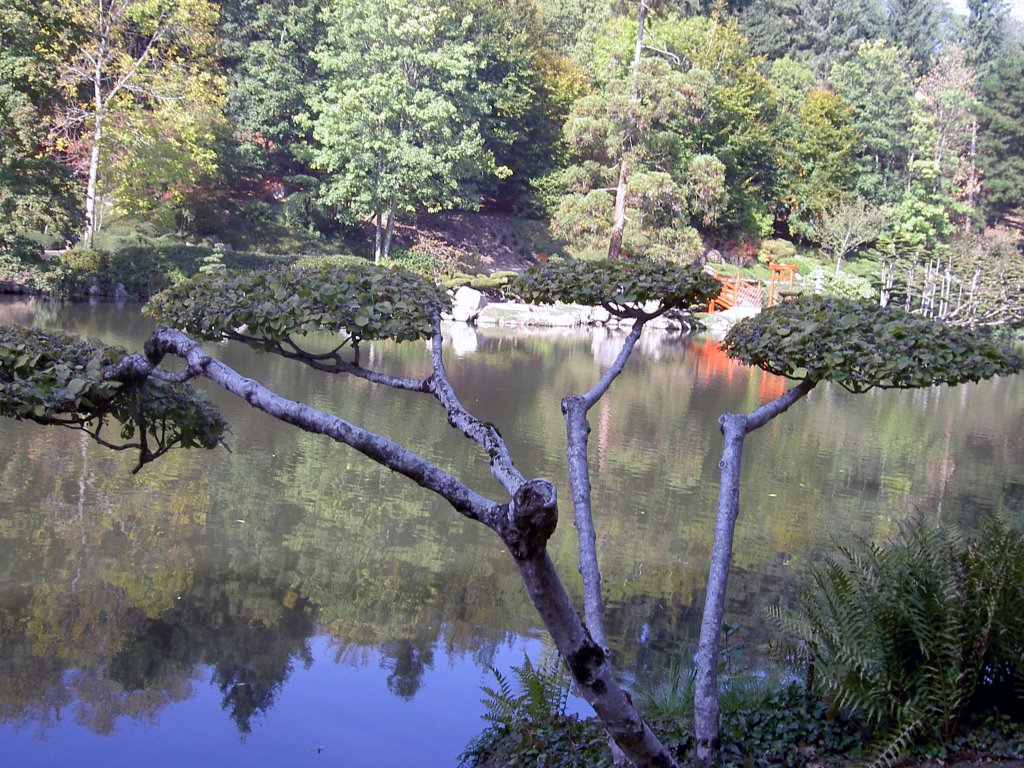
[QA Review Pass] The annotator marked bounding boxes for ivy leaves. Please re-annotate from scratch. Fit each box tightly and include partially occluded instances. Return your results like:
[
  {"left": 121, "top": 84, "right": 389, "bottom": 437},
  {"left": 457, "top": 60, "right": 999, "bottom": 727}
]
[
  {"left": 0, "top": 326, "right": 225, "bottom": 469},
  {"left": 724, "top": 295, "right": 1024, "bottom": 392},
  {"left": 144, "top": 263, "right": 450, "bottom": 346},
  {"left": 514, "top": 258, "right": 721, "bottom": 317}
]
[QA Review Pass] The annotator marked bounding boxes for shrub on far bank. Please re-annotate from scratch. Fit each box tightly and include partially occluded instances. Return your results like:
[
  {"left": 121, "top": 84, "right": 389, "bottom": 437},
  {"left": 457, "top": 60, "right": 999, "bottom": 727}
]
[{"left": 51, "top": 246, "right": 357, "bottom": 300}]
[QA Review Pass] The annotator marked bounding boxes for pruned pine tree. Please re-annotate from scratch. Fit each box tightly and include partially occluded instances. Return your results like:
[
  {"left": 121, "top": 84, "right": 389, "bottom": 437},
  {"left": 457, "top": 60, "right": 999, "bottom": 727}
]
[
  {"left": 0, "top": 259, "right": 721, "bottom": 768},
  {"left": 692, "top": 295, "right": 1022, "bottom": 764}
]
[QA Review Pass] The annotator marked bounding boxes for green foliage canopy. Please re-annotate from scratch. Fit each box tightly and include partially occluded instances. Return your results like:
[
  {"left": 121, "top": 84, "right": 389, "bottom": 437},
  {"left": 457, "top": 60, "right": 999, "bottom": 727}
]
[
  {"left": 307, "top": 0, "right": 495, "bottom": 260},
  {"left": 144, "top": 263, "right": 449, "bottom": 346},
  {"left": 514, "top": 258, "right": 720, "bottom": 316},
  {"left": 723, "top": 295, "right": 1023, "bottom": 392},
  {"left": 0, "top": 326, "right": 225, "bottom": 469}
]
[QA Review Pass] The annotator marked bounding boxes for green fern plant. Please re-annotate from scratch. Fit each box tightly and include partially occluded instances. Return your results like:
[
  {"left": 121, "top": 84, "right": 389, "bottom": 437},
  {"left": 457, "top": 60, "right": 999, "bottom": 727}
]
[
  {"left": 772, "top": 515, "right": 1024, "bottom": 767},
  {"left": 460, "top": 645, "right": 607, "bottom": 768},
  {"left": 479, "top": 648, "right": 571, "bottom": 731}
]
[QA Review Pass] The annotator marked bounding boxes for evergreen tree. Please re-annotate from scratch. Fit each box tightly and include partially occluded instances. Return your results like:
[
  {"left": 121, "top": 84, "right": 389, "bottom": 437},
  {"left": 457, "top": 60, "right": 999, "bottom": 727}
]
[
  {"left": 884, "top": 0, "right": 942, "bottom": 76},
  {"left": 976, "top": 53, "right": 1024, "bottom": 226},
  {"left": 966, "top": 0, "right": 1011, "bottom": 76},
  {"left": 831, "top": 42, "right": 916, "bottom": 206},
  {"left": 742, "top": 0, "right": 882, "bottom": 75}
]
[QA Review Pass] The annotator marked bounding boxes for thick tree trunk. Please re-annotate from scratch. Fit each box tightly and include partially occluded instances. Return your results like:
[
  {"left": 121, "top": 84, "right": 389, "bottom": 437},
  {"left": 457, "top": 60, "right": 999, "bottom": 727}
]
[
  {"left": 694, "top": 412, "right": 747, "bottom": 763},
  {"left": 514, "top": 548, "right": 676, "bottom": 768},
  {"left": 129, "top": 326, "right": 679, "bottom": 767},
  {"left": 608, "top": 158, "right": 631, "bottom": 261},
  {"left": 694, "top": 380, "right": 816, "bottom": 765},
  {"left": 84, "top": 74, "right": 106, "bottom": 249},
  {"left": 374, "top": 207, "right": 384, "bottom": 264},
  {"left": 84, "top": 116, "right": 103, "bottom": 248}
]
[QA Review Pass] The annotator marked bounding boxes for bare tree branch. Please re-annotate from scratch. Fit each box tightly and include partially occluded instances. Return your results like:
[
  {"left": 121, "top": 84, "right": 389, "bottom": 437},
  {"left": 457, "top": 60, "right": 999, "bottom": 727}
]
[{"left": 563, "top": 320, "right": 646, "bottom": 651}]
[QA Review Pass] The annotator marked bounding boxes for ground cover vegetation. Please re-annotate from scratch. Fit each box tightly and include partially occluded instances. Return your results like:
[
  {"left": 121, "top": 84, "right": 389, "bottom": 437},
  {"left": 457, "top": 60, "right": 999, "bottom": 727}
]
[
  {"left": 462, "top": 515, "right": 1024, "bottom": 767},
  {"left": 0, "top": 0, "right": 1021, "bottom": 326}
]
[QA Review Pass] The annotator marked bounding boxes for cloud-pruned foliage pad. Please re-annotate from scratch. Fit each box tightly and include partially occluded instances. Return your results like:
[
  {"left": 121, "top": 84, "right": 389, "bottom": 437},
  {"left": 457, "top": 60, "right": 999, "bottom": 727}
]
[
  {"left": 0, "top": 326, "right": 225, "bottom": 467},
  {"left": 144, "top": 263, "right": 450, "bottom": 346},
  {"left": 723, "top": 295, "right": 1023, "bottom": 392},
  {"left": 514, "top": 258, "right": 721, "bottom": 317}
]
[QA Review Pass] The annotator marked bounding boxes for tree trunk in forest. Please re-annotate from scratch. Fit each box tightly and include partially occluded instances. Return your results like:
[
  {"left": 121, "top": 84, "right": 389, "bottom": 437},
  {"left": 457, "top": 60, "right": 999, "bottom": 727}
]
[
  {"left": 84, "top": 48, "right": 106, "bottom": 249},
  {"left": 608, "top": 158, "right": 631, "bottom": 261},
  {"left": 607, "top": 1, "right": 648, "bottom": 261},
  {"left": 694, "top": 380, "right": 816, "bottom": 765},
  {"left": 374, "top": 207, "right": 384, "bottom": 264},
  {"left": 382, "top": 192, "right": 397, "bottom": 261},
  {"left": 84, "top": 112, "right": 103, "bottom": 249}
]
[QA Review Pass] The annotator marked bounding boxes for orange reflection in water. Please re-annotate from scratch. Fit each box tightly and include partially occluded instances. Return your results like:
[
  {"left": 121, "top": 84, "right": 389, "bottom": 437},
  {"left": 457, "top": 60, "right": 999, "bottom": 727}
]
[{"left": 690, "top": 337, "right": 789, "bottom": 404}]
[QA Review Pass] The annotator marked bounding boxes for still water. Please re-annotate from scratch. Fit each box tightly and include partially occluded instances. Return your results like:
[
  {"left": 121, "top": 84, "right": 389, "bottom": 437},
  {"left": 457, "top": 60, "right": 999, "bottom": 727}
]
[{"left": 0, "top": 298, "right": 1021, "bottom": 767}]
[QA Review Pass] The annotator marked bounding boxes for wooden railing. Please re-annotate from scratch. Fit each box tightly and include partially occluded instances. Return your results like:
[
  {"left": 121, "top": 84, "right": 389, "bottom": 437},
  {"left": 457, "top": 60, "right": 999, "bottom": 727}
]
[
  {"left": 706, "top": 272, "right": 764, "bottom": 312},
  {"left": 706, "top": 262, "right": 799, "bottom": 313}
]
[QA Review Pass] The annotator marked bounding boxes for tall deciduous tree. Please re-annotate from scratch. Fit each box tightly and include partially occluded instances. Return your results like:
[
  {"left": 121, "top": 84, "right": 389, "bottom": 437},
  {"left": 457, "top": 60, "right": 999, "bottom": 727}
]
[
  {"left": 0, "top": 3, "right": 81, "bottom": 252},
  {"left": 660, "top": 13, "right": 779, "bottom": 232},
  {"left": 916, "top": 44, "right": 979, "bottom": 218},
  {"left": 461, "top": 0, "right": 571, "bottom": 210},
  {"left": 831, "top": 41, "right": 916, "bottom": 206},
  {"left": 218, "top": 0, "right": 322, "bottom": 174},
  {"left": 772, "top": 57, "right": 859, "bottom": 238},
  {"left": 55, "top": 0, "right": 225, "bottom": 246},
  {"left": 307, "top": 0, "right": 496, "bottom": 263}
]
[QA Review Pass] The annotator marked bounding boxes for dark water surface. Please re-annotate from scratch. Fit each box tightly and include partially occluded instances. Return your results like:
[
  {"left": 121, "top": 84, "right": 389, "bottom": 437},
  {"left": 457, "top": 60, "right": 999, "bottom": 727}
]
[{"left": 0, "top": 298, "right": 1021, "bottom": 766}]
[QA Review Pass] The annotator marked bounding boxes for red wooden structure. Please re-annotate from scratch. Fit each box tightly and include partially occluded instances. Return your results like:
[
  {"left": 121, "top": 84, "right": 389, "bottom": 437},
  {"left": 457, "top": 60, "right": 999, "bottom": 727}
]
[
  {"left": 706, "top": 262, "right": 799, "bottom": 313},
  {"left": 706, "top": 272, "right": 764, "bottom": 313},
  {"left": 766, "top": 262, "right": 798, "bottom": 308}
]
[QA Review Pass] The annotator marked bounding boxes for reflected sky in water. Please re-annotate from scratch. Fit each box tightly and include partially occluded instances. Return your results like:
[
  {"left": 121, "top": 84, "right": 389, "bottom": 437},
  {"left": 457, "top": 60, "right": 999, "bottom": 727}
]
[{"left": 0, "top": 298, "right": 1021, "bottom": 765}]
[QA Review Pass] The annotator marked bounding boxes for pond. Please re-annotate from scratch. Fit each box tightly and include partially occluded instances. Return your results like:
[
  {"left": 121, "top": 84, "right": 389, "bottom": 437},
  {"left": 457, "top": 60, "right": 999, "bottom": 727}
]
[{"left": 0, "top": 298, "right": 1021, "bottom": 767}]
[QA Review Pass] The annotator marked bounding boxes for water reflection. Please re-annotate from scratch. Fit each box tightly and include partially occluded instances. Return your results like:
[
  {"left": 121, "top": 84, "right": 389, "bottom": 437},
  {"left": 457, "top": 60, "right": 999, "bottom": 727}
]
[{"left": 0, "top": 298, "right": 1021, "bottom": 766}]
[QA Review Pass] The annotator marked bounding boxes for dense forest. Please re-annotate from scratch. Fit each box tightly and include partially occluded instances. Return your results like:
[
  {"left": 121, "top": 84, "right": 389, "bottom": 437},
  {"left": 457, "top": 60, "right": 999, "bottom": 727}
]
[{"left": 1, "top": 0, "right": 1022, "bottom": 323}]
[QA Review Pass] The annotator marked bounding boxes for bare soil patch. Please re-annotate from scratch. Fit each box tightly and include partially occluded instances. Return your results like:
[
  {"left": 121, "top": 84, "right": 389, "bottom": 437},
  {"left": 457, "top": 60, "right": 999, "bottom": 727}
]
[{"left": 389, "top": 211, "right": 554, "bottom": 273}]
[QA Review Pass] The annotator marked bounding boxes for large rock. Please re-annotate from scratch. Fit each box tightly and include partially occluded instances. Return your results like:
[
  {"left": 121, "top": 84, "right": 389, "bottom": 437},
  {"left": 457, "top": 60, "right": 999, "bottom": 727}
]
[{"left": 451, "top": 286, "right": 487, "bottom": 323}]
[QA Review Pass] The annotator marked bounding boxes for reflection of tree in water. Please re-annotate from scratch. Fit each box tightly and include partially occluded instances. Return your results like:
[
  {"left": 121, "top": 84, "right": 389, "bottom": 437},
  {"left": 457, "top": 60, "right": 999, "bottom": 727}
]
[
  {"left": 379, "top": 638, "right": 435, "bottom": 700},
  {"left": 109, "top": 574, "right": 316, "bottom": 733},
  {"left": 603, "top": 553, "right": 807, "bottom": 688}
]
